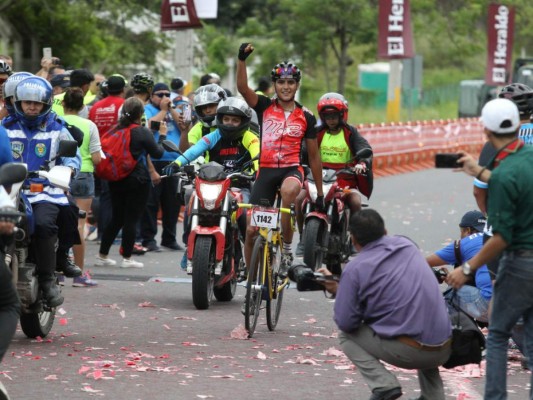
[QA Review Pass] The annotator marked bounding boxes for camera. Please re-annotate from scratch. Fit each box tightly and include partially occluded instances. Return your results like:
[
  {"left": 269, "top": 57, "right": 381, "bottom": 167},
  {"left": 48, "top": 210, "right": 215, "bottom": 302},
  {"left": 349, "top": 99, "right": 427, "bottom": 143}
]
[
  {"left": 150, "top": 120, "right": 161, "bottom": 131},
  {"left": 288, "top": 263, "right": 339, "bottom": 291}
]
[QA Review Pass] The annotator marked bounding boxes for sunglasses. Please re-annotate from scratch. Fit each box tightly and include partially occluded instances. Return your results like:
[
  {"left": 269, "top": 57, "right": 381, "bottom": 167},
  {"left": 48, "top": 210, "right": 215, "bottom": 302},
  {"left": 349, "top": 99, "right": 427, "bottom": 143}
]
[{"left": 154, "top": 92, "right": 171, "bottom": 98}]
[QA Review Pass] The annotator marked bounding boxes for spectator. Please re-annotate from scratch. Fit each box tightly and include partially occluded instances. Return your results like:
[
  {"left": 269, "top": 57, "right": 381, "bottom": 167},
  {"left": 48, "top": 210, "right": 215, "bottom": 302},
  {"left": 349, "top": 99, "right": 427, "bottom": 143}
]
[
  {"left": 334, "top": 209, "right": 452, "bottom": 400},
  {"left": 0, "top": 60, "right": 13, "bottom": 114},
  {"left": 62, "top": 87, "right": 101, "bottom": 287},
  {"left": 448, "top": 98, "right": 533, "bottom": 398},
  {"left": 0, "top": 54, "right": 13, "bottom": 68},
  {"left": 170, "top": 77, "right": 187, "bottom": 101},
  {"left": 426, "top": 210, "right": 492, "bottom": 323},
  {"left": 86, "top": 73, "right": 106, "bottom": 106},
  {"left": 140, "top": 82, "right": 187, "bottom": 252},
  {"left": 52, "top": 68, "right": 94, "bottom": 117},
  {"left": 254, "top": 76, "right": 273, "bottom": 97},
  {"left": 95, "top": 98, "right": 165, "bottom": 268},
  {"left": 200, "top": 72, "right": 221, "bottom": 86}
]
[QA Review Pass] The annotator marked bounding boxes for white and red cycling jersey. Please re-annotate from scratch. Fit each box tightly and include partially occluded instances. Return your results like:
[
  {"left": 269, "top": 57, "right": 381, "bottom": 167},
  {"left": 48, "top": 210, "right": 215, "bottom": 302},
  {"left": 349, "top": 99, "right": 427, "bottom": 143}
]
[{"left": 253, "top": 96, "right": 316, "bottom": 168}]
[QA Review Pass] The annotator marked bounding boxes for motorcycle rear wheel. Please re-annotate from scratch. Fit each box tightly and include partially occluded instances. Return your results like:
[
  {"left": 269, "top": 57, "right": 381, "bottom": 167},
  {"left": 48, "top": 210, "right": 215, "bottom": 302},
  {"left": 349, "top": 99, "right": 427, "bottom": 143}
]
[
  {"left": 303, "top": 218, "right": 326, "bottom": 271},
  {"left": 214, "top": 279, "right": 237, "bottom": 302},
  {"left": 20, "top": 309, "right": 55, "bottom": 338},
  {"left": 192, "top": 236, "right": 216, "bottom": 310}
]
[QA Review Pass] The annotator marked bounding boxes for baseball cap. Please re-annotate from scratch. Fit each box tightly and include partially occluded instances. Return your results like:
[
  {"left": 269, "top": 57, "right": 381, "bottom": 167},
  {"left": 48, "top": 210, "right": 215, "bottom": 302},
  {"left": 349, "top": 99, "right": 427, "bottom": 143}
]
[
  {"left": 171, "top": 77, "right": 187, "bottom": 91},
  {"left": 459, "top": 210, "right": 487, "bottom": 232},
  {"left": 50, "top": 74, "right": 70, "bottom": 89},
  {"left": 153, "top": 82, "right": 170, "bottom": 93},
  {"left": 107, "top": 75, "right": 126, "bottom": 93},
  {"left": 480, "top": 98, "right": 520, "bottom": 134}
]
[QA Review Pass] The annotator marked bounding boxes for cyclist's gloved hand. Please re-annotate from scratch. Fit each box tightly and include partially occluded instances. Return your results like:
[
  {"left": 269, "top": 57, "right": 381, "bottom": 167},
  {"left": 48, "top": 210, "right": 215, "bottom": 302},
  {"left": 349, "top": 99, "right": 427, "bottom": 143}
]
[
  {"left": 238, "top": 43, "right": 253, "bottom": 61},
  {"left": 315, "top": 195, "right": 325, "bottom": 212},
  {"left": 163, "top": 162, "right": 180, "bottom": 176}
]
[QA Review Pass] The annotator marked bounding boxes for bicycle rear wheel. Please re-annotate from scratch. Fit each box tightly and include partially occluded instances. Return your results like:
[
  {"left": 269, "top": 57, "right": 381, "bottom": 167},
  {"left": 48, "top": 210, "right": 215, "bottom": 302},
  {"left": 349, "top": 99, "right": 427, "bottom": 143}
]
[
  {"left": 266, "top": 243, "right": 285, "bottom": 331},
  {"left": 245, "top": 236, "right": 265, "bottom": 338}
]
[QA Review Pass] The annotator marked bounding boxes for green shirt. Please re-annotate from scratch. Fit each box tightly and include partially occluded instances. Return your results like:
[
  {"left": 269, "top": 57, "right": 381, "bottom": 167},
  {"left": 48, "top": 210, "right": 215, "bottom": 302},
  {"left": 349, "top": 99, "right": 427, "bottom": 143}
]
[{"left": 488, "top": 145, "right": 533, "bottom": 249}]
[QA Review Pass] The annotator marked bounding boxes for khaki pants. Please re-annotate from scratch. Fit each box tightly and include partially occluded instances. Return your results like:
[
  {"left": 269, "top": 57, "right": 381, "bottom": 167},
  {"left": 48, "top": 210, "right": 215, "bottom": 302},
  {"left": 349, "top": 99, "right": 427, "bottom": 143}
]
[{"left": 339, "top": 324, "right": 451, "bottom": 400}]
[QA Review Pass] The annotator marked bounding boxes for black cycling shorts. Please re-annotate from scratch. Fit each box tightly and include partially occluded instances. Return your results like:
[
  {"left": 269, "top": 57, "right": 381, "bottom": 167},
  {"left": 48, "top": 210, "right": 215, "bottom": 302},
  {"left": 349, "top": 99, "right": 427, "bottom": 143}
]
[{"left": 249, "top": 166, "right": 304, "bottom": 206}]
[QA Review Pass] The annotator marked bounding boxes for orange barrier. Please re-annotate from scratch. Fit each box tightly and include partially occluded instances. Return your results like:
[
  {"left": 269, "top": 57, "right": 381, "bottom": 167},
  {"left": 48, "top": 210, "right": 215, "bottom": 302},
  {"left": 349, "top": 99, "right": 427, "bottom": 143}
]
[{"left": 358, "top": 118, "right": 485, "bottom": 177}]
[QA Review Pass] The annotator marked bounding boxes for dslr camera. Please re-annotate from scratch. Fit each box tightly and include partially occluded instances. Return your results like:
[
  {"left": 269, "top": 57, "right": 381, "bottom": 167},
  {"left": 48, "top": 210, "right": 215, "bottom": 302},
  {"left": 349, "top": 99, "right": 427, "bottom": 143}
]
[{"left": 288, "top": 263, "right": 339, "bottom": 291}]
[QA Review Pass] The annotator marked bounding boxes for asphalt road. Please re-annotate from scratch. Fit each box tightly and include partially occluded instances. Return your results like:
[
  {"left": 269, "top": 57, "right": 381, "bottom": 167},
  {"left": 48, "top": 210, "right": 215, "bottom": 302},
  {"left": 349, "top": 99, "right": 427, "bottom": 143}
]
[{"left": 1, "top": 169, "right": 530, "bottom": 400}]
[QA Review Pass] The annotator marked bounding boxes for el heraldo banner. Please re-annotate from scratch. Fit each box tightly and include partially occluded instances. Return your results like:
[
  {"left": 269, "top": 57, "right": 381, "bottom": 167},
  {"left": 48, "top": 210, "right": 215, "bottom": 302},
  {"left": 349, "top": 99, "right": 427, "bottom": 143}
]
[
  {"left": 378, "top": 0, "right": 414, "bottom": 59},
  {"left": 161, "top": 0, "right": 202, "bottom": 31},
  {"left": 485, "top": 3, "right": 515, "bottom": 85}
]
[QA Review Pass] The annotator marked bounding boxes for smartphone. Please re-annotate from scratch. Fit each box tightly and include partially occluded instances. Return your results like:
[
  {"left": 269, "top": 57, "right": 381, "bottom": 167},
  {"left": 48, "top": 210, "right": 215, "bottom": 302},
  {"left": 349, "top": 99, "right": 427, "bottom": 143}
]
[
  {"left": 42, "top": 47, "right": 52, "bottom": 59},
  {"left": 150, "top": 120, "right": 161, "bottom": 131},
  {"left": 435, "top": 153, "right": 463, "bottom": 168},
  {"left": 182, "top": 104, "right": 191, "bottom": 123}
]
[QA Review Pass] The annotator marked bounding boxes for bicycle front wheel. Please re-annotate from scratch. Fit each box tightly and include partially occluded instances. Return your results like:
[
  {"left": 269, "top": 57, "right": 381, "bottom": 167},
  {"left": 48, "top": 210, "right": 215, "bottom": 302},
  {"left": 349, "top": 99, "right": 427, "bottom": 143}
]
[
  {"left": 245, "top": 236, "right": 265, "bottom": 338},
  {"left": 266, "top": 244, "right": 285, "bottom": 331}
]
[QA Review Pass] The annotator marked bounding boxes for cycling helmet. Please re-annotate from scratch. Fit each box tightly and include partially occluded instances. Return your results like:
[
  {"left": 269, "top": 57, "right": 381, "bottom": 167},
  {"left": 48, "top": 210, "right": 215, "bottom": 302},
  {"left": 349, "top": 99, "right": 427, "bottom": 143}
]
[
  {"left": 13, "top": 76, "right": 53, "bottom": 127},
  {"left": 131, "top": 72, "right": 154, "bottom": 94},
  {"left": 216, "top": 97, "right": 252, "bottom": 142},
  {"left": 498, "top": 83, "right": 533, "bottom": 120},
  {"left": 317, "top": 92, "right": 349, "bottom": 124},
  {"left": 0, "top": 59, "right": 12, "bottom": 76},
  {"left": 2, "top": 72, "right": 33, "bottom": 115},
  {"left": 271, "top": 61, "right": 301, "bottom": 82},
  {"left": 193, "top": 83, "right": 226, "bottom": 127}
]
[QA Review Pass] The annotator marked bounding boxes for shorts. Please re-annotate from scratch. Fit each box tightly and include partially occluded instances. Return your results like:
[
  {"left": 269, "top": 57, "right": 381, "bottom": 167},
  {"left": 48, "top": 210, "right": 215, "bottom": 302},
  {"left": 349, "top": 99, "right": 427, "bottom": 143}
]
[
  {"left": 250, "top": 166, "right": 303, "bottom": 206},
  {"left": 70, "top": 172, "right": 95, "bottom": 199}
]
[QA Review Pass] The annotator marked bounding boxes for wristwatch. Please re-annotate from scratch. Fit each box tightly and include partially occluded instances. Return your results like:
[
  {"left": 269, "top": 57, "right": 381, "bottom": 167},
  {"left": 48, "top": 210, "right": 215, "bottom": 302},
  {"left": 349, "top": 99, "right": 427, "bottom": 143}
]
[{"left": 462, "top": 262, "right": 472, "bottom": 276}]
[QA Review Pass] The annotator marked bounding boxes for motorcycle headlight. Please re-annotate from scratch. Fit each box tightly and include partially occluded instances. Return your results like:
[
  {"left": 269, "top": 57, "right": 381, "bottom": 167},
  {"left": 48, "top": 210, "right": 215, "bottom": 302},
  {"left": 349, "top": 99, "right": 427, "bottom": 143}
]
[
  {"left": 309, "top": 182, "right": 333, "bottom": 201},
  {"left": 199, "top": 182, "right": 223, "bottom": 210}
]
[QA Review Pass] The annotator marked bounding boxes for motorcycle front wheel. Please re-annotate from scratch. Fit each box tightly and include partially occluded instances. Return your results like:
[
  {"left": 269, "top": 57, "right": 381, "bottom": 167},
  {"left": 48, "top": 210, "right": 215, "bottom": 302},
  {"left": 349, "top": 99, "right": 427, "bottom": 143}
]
[
  {"left": 192, "top": 236, "right": 216, "bottom": 310},
  {"left": 303, "top": 218, "right": 327, "bottom": 271},
  {"left": 20, "top": 309, "right": 55, "bottom": 338}
]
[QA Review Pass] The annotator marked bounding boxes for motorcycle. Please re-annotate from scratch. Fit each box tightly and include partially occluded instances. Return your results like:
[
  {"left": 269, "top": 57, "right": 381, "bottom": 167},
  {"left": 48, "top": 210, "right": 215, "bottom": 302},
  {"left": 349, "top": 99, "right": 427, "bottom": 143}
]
[
  {"left": 4, "top": 140, "right": 78, "bottom": 338},
  {"left": 302, "top": 148, "right": 373, "bottom": 275},
  {"left": 162, "top": 141, "right": 254, "bottom": 310}
]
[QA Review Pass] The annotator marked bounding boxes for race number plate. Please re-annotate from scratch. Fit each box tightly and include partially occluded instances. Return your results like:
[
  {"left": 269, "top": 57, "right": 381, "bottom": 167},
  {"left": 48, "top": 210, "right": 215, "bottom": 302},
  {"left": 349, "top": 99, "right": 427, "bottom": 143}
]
[{"left": 250, "top": 207, "right": 278, "bottom": 229}]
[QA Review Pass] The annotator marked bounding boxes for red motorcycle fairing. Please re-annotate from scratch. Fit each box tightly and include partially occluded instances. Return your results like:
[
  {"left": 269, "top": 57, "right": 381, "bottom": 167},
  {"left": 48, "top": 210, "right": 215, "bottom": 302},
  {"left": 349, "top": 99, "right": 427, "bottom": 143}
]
[
  {"left": 304, "top": 211, "right": 328, "bottom": 225},
  {"left": 187, "top": 227, "right": 226, "bottom": 262},
  {"left": 195, "top": 176, "right": 230, "bottom": 210}
]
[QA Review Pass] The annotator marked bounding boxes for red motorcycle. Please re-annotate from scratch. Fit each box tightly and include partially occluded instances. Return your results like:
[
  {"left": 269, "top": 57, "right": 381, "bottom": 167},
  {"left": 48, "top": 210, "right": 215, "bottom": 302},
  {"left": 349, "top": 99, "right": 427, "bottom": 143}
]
[
  {"left": 178, "top": 161, "right": 253, "bottom": 310},
  {"left": 302, "top": 148, "right": 372, "bottom": 275}
]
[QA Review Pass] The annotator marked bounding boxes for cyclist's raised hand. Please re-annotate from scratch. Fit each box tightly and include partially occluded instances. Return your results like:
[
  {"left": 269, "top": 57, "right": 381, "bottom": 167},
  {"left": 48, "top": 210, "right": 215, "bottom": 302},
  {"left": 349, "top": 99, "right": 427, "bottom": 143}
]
[{"left": 238, "top": 43, "right": 254, "bottom": 61}]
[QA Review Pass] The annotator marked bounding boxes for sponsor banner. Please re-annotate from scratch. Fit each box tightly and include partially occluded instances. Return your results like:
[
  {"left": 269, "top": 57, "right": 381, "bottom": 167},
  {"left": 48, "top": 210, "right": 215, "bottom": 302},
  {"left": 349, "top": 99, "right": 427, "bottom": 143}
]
[
  {"left": 161, "top": 0, "right": 203, "bottom": 31},
  {"left": 485, "top": 4, "right": 515, "bottom": 85},
  {"left": 378, "top": 0, "right": 415, "bottom": 59}
]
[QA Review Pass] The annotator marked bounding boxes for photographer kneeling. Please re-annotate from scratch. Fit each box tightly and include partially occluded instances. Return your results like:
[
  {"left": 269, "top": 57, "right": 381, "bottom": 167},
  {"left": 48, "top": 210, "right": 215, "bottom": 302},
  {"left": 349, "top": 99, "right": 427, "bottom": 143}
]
[{"left": 319, "top": 209, "right": 452, "bottom": 400}]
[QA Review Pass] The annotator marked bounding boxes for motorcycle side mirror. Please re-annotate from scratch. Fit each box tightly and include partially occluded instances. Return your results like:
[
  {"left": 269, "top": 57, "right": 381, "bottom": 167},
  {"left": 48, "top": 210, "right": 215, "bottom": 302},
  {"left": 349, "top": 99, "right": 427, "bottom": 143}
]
[
  {"left": 56, "top": 140, "right": 79, "bottom": 158},
  {"left": 355, "top": 148, "right": 373, "bottom": 160},
  {"left": 0, "top": 163, "right": 28, "bottom": 186},
  {"left": 162, "top": 140, "right": 184, "bottom": 156}
]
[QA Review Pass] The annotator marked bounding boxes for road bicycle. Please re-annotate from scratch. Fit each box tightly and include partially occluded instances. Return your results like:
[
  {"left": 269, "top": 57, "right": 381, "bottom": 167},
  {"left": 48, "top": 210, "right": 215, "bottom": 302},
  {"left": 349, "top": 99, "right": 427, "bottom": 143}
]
[{"left": 238, "top": 197, "right": 295, "bottom": 338}]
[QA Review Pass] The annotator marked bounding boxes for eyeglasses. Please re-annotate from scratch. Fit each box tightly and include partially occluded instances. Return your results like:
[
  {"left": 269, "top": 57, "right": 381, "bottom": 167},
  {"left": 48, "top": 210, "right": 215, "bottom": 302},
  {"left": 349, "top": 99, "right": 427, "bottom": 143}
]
[{"left": 154, "top": 92, "right": 171, "bottom": 98}]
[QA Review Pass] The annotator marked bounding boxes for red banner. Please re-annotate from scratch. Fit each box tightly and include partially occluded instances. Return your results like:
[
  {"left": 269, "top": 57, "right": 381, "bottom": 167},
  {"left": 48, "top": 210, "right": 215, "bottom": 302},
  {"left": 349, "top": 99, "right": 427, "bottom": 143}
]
[
  {"left": 485, "top": 4, "right": 515, "bottom": 85},
  {"left": 377, "top": 0, "right": 415, "bottom": 59},
  {"left": 161, "top": 0, "right": 203, "bottom": 31}
]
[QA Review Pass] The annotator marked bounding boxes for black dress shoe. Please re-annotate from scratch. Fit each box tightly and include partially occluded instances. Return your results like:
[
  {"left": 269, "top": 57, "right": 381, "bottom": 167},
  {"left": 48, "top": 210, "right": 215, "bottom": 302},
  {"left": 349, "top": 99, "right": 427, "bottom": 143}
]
[
  {"left": 369, "top": 387, "right": 402, "bottom": 400},
  {"left": 57, "top": 257, "right": 82, "bottom": 277},
  {"left": 161, "top": 242, "right": 184, "bottom": 251},
  {"left": 40, "top": 280, "right": 64, "bottom": 308}
]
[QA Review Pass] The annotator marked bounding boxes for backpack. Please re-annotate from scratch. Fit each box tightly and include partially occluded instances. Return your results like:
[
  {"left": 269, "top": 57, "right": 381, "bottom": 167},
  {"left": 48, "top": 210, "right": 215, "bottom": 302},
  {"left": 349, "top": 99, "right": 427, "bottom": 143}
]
[{"left": 95, "top": 124, "right": 139, "bottom": 181}]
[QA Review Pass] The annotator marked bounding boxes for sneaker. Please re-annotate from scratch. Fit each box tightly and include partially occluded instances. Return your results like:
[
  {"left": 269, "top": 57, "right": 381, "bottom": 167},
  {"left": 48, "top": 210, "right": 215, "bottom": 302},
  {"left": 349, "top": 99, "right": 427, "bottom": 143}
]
[
  {"left": 161, "top": 242, "right": 184, "bottom": 251},
  {"left": 73, "top": 272, "right": 98, "bottom": 287},
  {"left": 86, "top": 225, "right": 98, "bottom": 241},
  {"left": 144, "top": 242, "right": 161, "bottom": 252},
  {"left": 121, "top": 258, "right": 144, "bottom": 268},
  {"left": 120, "top": 243, "right": 147, "bottom": 256},
  {"left": 295, "top": 241, "right": 305, "bottom": 257},
  {"left": 94, "top": 256, "right": 117, "bottom": 266},
  {"left": 180, "top": 252, "right": 187, "bottom": 271},
  {"left": 57, "top": 274, "right": 65, "bottom": 286},
  {"left": 279, "top": 252, "right": 293, "bottom": 278}
]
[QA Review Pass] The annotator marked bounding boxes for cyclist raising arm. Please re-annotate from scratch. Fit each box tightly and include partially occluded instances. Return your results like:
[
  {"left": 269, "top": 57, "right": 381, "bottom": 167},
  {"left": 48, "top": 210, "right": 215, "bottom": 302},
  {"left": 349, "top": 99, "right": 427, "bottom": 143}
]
[{"left": 236, "top": 43, "right": 324, "bottom": 277}]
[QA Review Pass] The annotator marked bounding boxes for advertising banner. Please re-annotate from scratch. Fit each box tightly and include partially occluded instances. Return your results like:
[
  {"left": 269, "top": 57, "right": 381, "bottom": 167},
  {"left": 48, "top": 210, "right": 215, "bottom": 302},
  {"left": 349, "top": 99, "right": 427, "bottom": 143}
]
[
  {"left": 485, "top": 4, "right": 515, "bottom": 85},
  {"left": 378, "top": 0, "right": 415, "bottom": 59},
  {"left": 161, "top": 0, "right": 203, "bottom": 31}
]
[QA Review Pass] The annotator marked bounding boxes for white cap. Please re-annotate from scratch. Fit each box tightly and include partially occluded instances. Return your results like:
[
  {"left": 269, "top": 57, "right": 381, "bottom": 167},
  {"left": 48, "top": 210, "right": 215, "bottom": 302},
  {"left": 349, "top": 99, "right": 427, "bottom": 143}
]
[{"left": 480, "top": 98, "right": 520, "bottom": 134}]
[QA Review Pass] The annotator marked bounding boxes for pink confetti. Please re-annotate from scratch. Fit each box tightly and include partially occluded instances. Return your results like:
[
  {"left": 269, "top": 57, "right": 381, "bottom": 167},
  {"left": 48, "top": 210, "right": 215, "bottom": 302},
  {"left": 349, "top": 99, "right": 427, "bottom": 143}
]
[
  {"left": 81, "top": 386, "right": 102, "bottom": 393},
  {"left": 305, "top": 318, "right": 317, "bottom": 324},
  {"left": 138, "top": 302, "right": 156, "bottom": 307},
  {"left": 78, "top": 366, "right": 91, "bottom": 374},
  {"left": 322, "top": 347, "right": 345, "bottom": 357},
  {"left": 230, "top": 324, "right": 249, "bottom": 340},
  {"left": 44, "top": 375, "right": 58, "bottom": 380},
  {"left": 91, "top": 369, "right": 103, "bottom": 380},
  {"left": 59, "top": 318, "right": 68, "bottom": 326},
  {"left": 163, "top": 324, "right": 171, "bottom": 330},
  {"left": 120, "top": 310, "right": 126, "bottom": 318},
  {"left": 174, "top": 316, "right": 197, "bottom": 320},
  {"left": 255, "top": 351, "right": 267, "bottom": 360}
]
